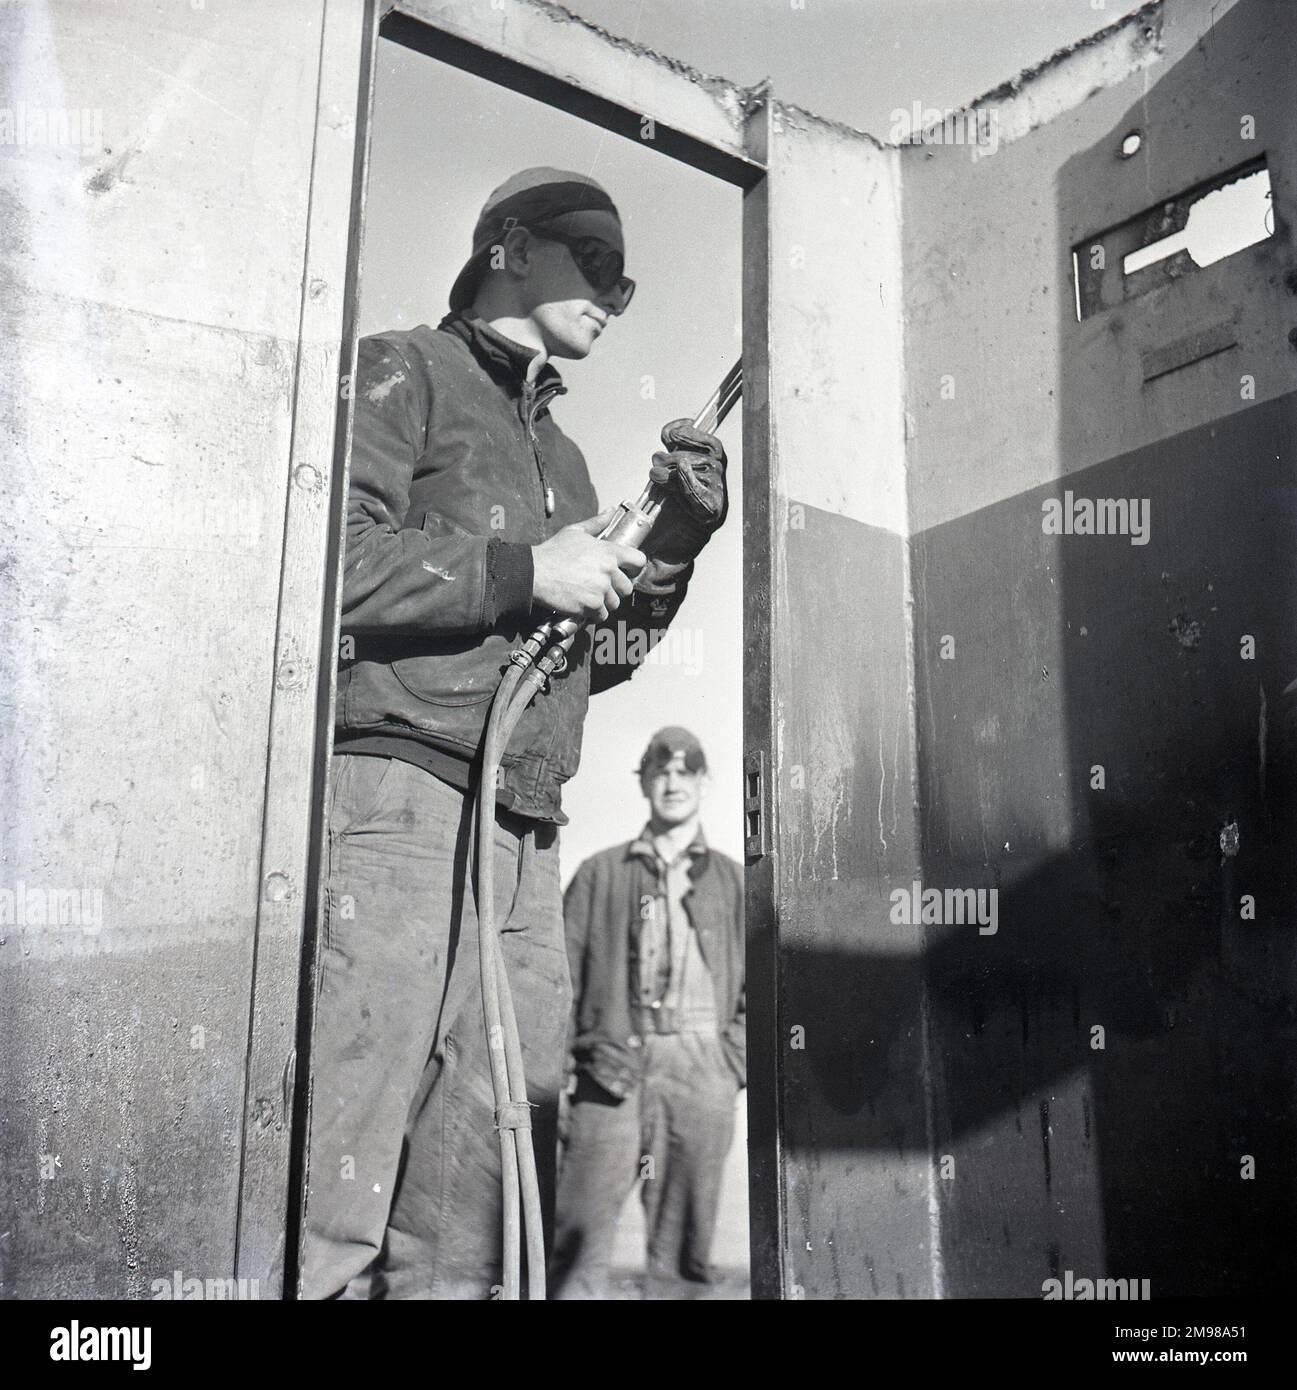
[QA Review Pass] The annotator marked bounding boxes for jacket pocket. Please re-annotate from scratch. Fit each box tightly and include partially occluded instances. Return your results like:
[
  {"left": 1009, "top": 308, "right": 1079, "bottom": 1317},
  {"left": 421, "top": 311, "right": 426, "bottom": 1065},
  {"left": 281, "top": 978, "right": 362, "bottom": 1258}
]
[
  {"left": 384, "top": 512, "right": 508, "bottom": 708},
  {"left": 389, "top": 629, "right": 508, "bottom": 709},
  {"left": 418, "top": 508, "right": 474, "bottom": 540}
]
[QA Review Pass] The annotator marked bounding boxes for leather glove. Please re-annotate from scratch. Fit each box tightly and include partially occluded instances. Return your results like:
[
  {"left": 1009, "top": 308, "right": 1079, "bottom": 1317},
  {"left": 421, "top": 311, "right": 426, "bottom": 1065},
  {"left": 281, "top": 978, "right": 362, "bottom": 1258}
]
[{"left": 644, "top": 418, "right": 728, "bottom": 569}]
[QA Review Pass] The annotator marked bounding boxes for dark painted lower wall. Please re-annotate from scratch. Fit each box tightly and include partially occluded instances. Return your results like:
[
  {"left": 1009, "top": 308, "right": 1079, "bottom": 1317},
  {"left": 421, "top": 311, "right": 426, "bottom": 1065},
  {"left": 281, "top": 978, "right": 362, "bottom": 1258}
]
[
  {"left": 912, "top": 391, "right": 1297, "bottom": 1296},
  {"left": 773, "top": 507, "right": 936, "bottom": 1298}
]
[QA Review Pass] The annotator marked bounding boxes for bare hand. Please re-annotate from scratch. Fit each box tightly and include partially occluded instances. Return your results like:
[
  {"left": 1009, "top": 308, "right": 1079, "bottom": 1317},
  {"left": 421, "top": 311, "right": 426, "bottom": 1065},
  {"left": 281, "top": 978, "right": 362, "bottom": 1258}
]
[{"left": 531, "top": 509, "right": 645, "bottom": 622}]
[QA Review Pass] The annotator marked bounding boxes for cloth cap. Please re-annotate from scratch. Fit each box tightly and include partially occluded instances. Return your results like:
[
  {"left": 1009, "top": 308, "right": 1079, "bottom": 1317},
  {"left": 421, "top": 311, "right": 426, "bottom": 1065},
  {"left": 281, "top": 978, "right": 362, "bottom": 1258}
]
[
  {"left": 448, "top": 166, "right": 624, "bottom": 312},
  {"left": 638, "top": 726, "right": 707, "bottom": 776}
]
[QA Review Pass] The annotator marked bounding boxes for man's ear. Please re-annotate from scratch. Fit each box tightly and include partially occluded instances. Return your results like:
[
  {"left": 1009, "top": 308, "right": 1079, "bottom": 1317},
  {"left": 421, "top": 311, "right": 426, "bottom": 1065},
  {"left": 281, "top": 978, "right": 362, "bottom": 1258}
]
[{"left": 499, "top": 225, "right": 533, "bottom": 278}]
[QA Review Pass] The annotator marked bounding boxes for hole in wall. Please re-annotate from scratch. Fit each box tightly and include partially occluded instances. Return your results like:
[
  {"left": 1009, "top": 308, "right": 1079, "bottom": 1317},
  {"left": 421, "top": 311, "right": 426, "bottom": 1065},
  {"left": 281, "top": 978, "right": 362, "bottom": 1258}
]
[
  {"left": 1072, "top": 157, "right": 1274, "bottom": 320},
  {"left": 1123, "top": 166, "right": 1273, "bottom": 275}
]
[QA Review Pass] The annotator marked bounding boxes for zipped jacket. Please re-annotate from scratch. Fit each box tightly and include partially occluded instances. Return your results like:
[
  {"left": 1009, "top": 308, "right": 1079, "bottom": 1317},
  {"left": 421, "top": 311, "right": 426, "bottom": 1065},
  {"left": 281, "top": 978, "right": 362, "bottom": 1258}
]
[
  {"left": 564, "top": 833, "right": 745, "bottom": 1095},
  {"left": 335, "top": 312, "right": 692, "bottom": 823}
]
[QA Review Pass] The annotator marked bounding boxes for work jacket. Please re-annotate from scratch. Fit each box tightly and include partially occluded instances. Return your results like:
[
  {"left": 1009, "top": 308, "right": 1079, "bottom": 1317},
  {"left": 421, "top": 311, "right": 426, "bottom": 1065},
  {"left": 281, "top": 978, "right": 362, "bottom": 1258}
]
[
  {"left": 564, "top": 831, "right": 745, "bottom": 1095},
  {"left": 335, "top": 312, "right": 692, "bottom": 823}
]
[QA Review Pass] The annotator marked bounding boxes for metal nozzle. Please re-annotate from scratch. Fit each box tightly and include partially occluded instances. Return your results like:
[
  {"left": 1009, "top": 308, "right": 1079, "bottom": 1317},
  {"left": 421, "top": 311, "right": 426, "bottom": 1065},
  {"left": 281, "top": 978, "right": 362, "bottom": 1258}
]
[{"left": 693, "top": 358, "right": 742, "bottom": 436}]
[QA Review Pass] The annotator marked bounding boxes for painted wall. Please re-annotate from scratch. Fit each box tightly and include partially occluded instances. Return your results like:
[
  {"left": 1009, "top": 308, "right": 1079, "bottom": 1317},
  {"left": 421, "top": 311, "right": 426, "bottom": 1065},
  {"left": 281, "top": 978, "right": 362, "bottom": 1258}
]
[
  {"left": 760, "top": 0, "right": 1297, "bottom": 1301},
  {"left": 753, "top": 102, "right": 941, "bottom": 1299},
  {"left": 902, "top": 0, "right": 1297, "bottom": 1295}
]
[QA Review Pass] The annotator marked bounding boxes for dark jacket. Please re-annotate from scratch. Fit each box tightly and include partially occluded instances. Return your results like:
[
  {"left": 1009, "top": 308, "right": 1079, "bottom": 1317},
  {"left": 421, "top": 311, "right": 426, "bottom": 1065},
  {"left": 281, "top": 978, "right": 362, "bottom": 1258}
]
[
  {"left": 564, "top": 832, "right": 745, "bottom": 1095},
  {"left": 334, "top": 312, "right": 693, "bottom": 823}
]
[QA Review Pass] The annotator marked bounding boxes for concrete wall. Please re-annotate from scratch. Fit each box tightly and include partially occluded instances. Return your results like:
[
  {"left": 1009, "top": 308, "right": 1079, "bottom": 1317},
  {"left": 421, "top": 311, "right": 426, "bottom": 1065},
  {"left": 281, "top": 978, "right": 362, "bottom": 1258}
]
[
  {"left": 758, "top": 0, "right": 1297, "bottom": 1300},
  {"left": 0, "top": 0, "right": 363, "bottom": 1296},
  {"left": 4, "top": 0, "right": 1292, "bottom": 1302},
  {"left": 902, "top": 0, "right": 1297, "bottom": 1295},
  {"left": 748, "top": 100, "right": 940, "bottom": 1299}
]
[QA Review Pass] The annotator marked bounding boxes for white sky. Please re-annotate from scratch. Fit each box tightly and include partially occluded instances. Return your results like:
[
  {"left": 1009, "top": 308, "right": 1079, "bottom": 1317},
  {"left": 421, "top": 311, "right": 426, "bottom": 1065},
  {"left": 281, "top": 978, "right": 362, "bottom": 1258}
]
[{"left": 358, "top": 0, "right": 1149, "bottom": 884}]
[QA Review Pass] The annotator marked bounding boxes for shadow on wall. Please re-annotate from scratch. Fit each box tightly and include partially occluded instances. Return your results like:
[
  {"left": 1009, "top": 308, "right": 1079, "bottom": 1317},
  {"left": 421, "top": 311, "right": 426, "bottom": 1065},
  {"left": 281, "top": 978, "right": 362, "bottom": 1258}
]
[
  {"left": 1055, "top": 0, "right": 1297, "bottom": 1296},
  {"left": 781, "top": 0, "right": 1297, "bottom": 1299},
  {"left": 917, "top": 0, "right": 1297, "bottom": 1297}
]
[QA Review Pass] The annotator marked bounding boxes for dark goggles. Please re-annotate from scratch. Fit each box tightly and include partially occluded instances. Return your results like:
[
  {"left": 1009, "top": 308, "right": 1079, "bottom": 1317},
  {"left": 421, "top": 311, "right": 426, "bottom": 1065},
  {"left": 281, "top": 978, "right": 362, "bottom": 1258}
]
[{"left": 525, "top": 224, "right": 636, "bottom": 312}]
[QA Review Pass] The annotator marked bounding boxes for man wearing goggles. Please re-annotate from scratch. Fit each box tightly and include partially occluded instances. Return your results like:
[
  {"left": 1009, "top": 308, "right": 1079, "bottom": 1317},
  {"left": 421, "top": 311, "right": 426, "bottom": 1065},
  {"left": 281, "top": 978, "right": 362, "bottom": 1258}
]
[
  {"left": 523, "top": 222, "right": 636, "bottom": 314},
  {"left": 300, "top": 167, "right": 729, "bottom": 1299}
]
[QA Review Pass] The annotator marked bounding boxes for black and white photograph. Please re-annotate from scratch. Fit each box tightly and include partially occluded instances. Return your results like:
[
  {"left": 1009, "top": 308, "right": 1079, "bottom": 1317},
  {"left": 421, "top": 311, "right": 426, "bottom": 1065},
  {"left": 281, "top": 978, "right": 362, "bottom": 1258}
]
[{"left": 0, "top": 0, "right": 1293, "bottom": 1361}]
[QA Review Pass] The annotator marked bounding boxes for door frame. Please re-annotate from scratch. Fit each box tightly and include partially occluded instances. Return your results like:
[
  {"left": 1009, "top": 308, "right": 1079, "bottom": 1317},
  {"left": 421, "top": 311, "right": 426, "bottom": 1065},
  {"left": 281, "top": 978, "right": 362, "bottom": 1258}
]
[{"left": 243, "top": 0, "right": 785, "bottom": 1299}]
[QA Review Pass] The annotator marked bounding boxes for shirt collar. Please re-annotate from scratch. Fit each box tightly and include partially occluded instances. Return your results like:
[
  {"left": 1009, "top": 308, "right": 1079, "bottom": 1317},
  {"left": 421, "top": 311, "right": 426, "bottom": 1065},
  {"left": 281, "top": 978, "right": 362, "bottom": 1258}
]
[
  {"left": 438, "top": 310, "right": 565, "bottom": 396},
  {"left": 628, "top": 823, "right": 709, "bottom": 868}
]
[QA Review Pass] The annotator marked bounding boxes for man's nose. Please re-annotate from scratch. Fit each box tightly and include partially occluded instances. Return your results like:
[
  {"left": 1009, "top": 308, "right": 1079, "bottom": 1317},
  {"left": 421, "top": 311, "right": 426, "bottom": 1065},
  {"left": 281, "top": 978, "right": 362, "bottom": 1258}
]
[{"left": 596, "top": 283, "right": 628, "bottom": 317}]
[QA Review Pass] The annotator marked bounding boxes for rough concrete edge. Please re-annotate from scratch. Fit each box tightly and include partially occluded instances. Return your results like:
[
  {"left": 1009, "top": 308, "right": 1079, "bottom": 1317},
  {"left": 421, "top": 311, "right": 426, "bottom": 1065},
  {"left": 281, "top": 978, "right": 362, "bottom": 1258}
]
[
  {"left": 521, "top": 0, "right": 886, "bottom": 146},
  {"left": 772, "top": 96, "right": 889, "bottom": 149},
  {"left": 525, "top": 0, "right": 1168, "bottom": 151},
  {"left": 522, "top": 0, "right": 761, "bottom": 127},
  {"left": 932, "top": 0, "right": 1165, "bottom": 127}
]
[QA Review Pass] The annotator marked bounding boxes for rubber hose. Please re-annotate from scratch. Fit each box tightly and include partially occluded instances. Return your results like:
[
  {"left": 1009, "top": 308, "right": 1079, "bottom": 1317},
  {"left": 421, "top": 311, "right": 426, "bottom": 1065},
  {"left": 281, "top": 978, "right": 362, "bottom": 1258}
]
[{"left": 475, "top": 662, "right": 524, "bottom": 1298}]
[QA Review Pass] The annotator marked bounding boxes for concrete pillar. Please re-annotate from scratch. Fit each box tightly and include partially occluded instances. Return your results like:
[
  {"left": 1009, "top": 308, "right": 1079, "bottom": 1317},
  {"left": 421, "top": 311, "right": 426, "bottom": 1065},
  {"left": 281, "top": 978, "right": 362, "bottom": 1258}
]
[{"left": 0, "top": 0, "right": 365, "bottom": 1296}]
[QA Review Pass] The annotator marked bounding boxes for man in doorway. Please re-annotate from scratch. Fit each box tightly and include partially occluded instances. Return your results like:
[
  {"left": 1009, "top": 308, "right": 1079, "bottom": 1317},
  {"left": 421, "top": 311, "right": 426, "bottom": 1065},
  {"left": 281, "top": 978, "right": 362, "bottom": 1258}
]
[
  {"left": 551, "top": 727, "right": 745, "bottom": 1300},
  {"left": 300, "top": 169, "right": 729, "bottom": 1299}
]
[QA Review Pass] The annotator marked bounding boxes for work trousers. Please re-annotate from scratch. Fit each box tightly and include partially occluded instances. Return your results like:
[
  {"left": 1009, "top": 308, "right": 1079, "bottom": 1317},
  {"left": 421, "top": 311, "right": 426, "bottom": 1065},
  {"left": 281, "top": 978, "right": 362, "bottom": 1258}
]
[
  {"left": 549, "top": 1032, "right": 739, "bottom": 1300},
  {"left": 299, "top": 753, "right": 570, "bottom": 1299}
]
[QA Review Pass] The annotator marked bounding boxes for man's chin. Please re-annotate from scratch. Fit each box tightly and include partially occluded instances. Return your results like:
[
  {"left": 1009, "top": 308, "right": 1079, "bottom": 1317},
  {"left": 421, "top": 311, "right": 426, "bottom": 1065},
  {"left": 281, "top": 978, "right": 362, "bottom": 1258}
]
[{"left": 547, "top": 338, "right": 592, "bottom": 361}]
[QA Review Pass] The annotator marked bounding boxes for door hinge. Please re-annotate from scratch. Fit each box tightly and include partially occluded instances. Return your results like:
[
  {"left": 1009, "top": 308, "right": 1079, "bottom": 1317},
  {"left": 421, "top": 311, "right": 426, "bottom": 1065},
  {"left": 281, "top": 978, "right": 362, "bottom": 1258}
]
[{"left": 744, "top": 749, "right": 769, "bottom": 861}]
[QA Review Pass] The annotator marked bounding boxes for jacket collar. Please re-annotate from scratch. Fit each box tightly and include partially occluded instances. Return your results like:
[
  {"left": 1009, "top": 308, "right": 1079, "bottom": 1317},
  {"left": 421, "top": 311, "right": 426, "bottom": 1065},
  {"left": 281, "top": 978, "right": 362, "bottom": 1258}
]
[
  {"left": 438, "top": 310, "right": 565, "bottom": 396},
  {"left": 628, "top": 822, "right": 709, "bottom": 870}
]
